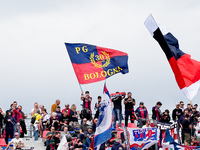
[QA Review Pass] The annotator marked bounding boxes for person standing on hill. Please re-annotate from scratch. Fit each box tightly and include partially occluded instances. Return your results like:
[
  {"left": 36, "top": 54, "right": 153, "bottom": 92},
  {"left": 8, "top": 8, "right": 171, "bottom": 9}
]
[
  {"left": 124, "top": 92, "right": 135, "bottom": 127},
  {"left": 51, "top": 99, "right": 60, "bottom": 114}
]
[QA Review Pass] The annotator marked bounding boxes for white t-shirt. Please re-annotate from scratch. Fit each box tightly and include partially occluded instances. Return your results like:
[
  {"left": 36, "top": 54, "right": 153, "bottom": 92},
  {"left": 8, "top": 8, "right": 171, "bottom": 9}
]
[
  {"left": 10, "top": 138, "right": 24, "bottom": 149},
  {"left": 41, "top": 113, "right": 50, "bottom": 122},
  {"left": 31, "top": 108, "right": 41, "bottom": 114}
]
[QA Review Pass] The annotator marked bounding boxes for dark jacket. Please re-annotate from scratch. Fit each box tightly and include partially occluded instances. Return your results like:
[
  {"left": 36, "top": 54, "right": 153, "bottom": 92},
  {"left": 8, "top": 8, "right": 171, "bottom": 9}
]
[{"left": 111, "top": 142, "right": 125, "bottom": 150}]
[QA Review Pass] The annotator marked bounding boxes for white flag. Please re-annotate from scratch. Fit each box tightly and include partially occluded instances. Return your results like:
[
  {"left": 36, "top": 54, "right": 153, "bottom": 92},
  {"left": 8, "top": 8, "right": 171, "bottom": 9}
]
[{"left": 57, "top": 137, "right": 68, "bottom": 150}]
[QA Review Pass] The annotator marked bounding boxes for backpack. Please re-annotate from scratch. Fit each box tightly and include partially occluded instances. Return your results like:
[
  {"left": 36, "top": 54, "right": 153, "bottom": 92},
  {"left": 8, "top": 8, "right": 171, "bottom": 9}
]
[
  {"left": 80, "top": 109, "right": 91, "bottom": 120},
  {"left": 31, "top": 114, "right": 38, "bottom": 124}
]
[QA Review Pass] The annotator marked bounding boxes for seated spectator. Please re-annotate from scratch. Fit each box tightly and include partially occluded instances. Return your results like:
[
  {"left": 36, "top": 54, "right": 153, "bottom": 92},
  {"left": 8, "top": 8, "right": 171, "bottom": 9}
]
[
  {"left": 74, "top": 140, "right": 83, "bottom": 149},
  {"left": 53, "top": 131, "right": 61, "bottom": 149},
  {"left": 0, "top": 107, "right": 5, "bottom": 138},
  {"left": 62, "top": 104, "right": 70, "bottom": 114},
  {"left": 49, "top": 112, "right": 59, "bottom": 131},
  {"left": 79, "top": 118, "right": 89, "bottom": 140},
  {"left": 69, "top": 104, "right": 79, "bottom": 123},
  {"left": 160, "top": 109, "right": 171, "bottom": 123},
  {"left": 60, "top": 126, "right": 74, "bottom": 141},
  {"left": 93, "top": 118, "right": 98, "bottom": 132},
  {"left": 60, "top": 110, "right": 70, "bottom": 129},
  {"left": 111, "top": 138, "right": 125, "bottom": 150},
  {"left": 142, "top": 119, "right": 151, "bottom": 128},
  {"left": 152, "top": 101, "right": 162, "bottom": 126},
  {"left": 135, "top": 102, "right": 148, "bottom": 128},
  {"left": 191, "top": 136, "right": 200, "bottom": 146},
  {"left": 40, "top": 108, "right": 49, "bottom": 136},
  {"left": 4, "top": 111, "right": 17, "bottom": 144},
  {"left": 55, "top": 106, "right": 62, "bottom": 121},
  {"left": 5, "top": 132, "right": 24, "bottom": 150},
  {"left": 84, "top": 126, "right": 94, "bottom": 147},
  {"left": 45, "top": 127, "right": 56, "bottom": 148}
]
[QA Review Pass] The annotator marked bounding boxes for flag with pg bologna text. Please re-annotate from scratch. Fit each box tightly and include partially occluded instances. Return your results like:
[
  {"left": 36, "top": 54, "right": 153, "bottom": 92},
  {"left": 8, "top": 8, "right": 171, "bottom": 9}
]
[{"left": 65, "top": 43, "right": 129, "bottom": 84}]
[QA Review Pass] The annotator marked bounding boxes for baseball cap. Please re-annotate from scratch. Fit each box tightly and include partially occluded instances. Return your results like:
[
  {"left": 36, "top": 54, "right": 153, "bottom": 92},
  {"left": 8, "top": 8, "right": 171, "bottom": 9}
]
[
  {"left": 176, "top": 102, "right": 180, "bottom": 105},
  {"left": 127, "top": 92, "right": 132, "bottom": 94},
  {"left": 139, "top": 102, "right": 144, "bottom": 105},
  {"left": 88, "top": 126, "right": 93, "bottom": 129},
  {"left": 56, "top": 106, "right": 60, "bottom": 108}
]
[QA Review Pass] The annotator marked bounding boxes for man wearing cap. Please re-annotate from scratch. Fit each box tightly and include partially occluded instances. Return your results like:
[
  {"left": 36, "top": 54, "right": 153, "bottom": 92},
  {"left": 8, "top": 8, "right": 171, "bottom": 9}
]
[
  {"left": 61, "top": 104, "right": 70, "bottom": 115},
  {"left": 84, "top": 126, "right": 94, "bottom": 147},
  {"left": 5, "top": 132, "right": 24, "bottom": 150},
  {"left": 123, "top": 92, "right": 135, "bottom": 127},
  {"left": 135, "top": 102, "right": 148, "bottom": 128},
  {"left": 55, "top": 106, "right": 62, "bottom": 121}
]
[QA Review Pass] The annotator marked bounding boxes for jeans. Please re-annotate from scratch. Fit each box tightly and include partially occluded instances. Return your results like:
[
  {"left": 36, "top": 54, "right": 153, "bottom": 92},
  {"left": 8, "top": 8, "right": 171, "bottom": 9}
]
[
  {"left": 84, "top": 137, "right": 91, "bottom": 147},
  {"left": 113, "top": 109, "right": 122, "bottom": 128},
  {"left": 14, "top": 124, "right": 20, "bottom": 136},
  {"left": 34, "top": 130, "right": 39, "bottom": 141}
]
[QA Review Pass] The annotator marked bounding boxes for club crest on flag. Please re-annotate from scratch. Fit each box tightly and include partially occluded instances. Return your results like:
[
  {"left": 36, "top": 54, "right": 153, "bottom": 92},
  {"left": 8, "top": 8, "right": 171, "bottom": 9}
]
[{"left": 65, "top": 43, "right": 129, "bottom": 84}]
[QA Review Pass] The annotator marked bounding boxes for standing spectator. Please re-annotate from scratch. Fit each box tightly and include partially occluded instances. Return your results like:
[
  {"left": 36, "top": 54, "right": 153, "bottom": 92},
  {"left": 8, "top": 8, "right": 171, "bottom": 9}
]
[
  {"left": 61, "top": 104, "right": 70, "bottom": 114},
  {"left": 33, "top": 110, "right": 41, "bottom": 141},
  {"left": 51, "top": 99, "right": 60, "bottom": 114},
  {"left": 81, "top": 91, "right": 92, "bottom": 112},
  {"left": 179, "top": 109, "right": 189, "bottom": 144},
  {"left": 31, "top": 102, "right": 40, "bottom": 116},
  {"left": 184, "top": 103, "right": 192, "bottom": 116},
  {"left": 39, "top": 104, "right": 44, "bottom": 111},
  {"left": 49, "top": 112, "right": 59, "bottom": 131},
  {"left": 79, "top": 118, "right": 89, "bottom": 140},
  {"left": 84, "top": 126, "right": 94, "bottom": 147},
  {"left": 112, "top": 92, "right": 125, "bottom": 129},
  {"left": 172, "top": 103, "right": 183, "bottom": 122},
  {"left": 4, "top": 111, "right": 17, "bottom": 144},
  {"left": 179, "top": 101, "right": 185, "bottom": 113},
  {"left": 55, "top": 106, "right": 62, "bottom": 121},
  {"left": 180, "top": 114, "right": 191, "bottom": 146},
  {"left": 11, "top": 101, "right": 22, "bottom": 136},
  {"left": 92, "top": 118, "right": 98, "bottom": 132},
  {"left": 5, "top": 132, "right": 24, "bottom": 150},
  {"left": 60, "top": 110, "right": 70, "bottom": 129},
  {"left": 152, "top": 101, "right": 162, "bottom": 126},
  {"left": 160, "top": 109, "right": 171, "bottom": 123},
  {"left": 18, "top": 105, "right": 27, "bottom": 138},
  {"left": 193, "top": 104, "right": 198, "bottom": 110},
  {"left": 0, "top": 107, "right": 5, "bottom": 137},
  {"left": 124, "top": 92, "right": 135, "bottom": 127},
  {"left": 40, "top": 108, "right": 49, "bottom": 137},
  {"left": 135, "top": 102, "right": 148, "bottom": 128},
  {"left": 94, "top": 96, "right": 102, "bottom": 119}
]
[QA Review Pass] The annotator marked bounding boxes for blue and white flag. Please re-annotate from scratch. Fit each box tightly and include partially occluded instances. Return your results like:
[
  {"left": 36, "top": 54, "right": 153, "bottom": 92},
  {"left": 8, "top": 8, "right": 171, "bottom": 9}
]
[{"left": 94, "top": 84, "right": 112, "bottom": 149}]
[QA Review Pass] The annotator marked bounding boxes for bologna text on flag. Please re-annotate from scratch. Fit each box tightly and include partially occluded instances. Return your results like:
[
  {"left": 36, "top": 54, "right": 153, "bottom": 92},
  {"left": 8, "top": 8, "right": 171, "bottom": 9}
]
[
  {"left": 144, "top": 14, "right": 200, "bottom": 100},
  {"left": 127, "top": 127, "right": 160, "bottom": 150},
  {"left": 65, "top": 43, "right": 129, "bottom": 84},
  {"left": 94, "top": 84, "right": 112, "bottom": 149}
]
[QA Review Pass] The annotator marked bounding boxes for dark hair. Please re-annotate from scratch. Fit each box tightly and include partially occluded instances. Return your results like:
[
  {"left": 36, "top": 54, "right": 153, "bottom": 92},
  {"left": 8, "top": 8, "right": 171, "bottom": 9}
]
[
  {"left": 55, "top": 131, "right": 60, "bottom": 135},
  {"left": 97, "top": 96, "right": 101, "bottom": 99},
  {"left": 180, "top": 101, "right": 184, "bottom": 104},
  {"left": 85, "top": 91, "right": 89, "bottom": 94},
  {"left": 185, "top": 114, "right": 189, "bottom": 118},
  {"left": 165, "top": 109, "right": 169, "bottom": 114},
  {"left": 187, "top": 103, "right": 191, "bottom": 106},
  {"left": 13, "top": 101, "right": 17, "bottom": 104},
  {"left": 195, "top": 114, "right": 199, "bottom": 118},
  {"left": 42, "top": 108, "right": 46, "bottom": 112},
  {"left": 157, "top": 101, "right": 162, "bottom": 106},
  {"left": 194, "top": 104, "right": 198, "bottom": 107}
]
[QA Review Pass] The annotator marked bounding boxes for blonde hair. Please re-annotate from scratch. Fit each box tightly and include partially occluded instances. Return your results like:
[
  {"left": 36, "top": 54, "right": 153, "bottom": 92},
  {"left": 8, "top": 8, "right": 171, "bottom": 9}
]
[{"left": 71, "top": 104, "right": 76, "bottom": 112}]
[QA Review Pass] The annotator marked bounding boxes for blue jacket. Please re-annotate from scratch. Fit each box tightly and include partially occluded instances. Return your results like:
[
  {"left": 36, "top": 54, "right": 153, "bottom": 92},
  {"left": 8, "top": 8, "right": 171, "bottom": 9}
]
[{"left": 111, "top": 142, "right": 125, "bottom": 150}]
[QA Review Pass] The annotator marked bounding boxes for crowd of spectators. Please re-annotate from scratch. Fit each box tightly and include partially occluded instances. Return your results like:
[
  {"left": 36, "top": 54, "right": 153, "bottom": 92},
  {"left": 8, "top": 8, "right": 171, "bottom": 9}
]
[{"left": 0, "top": 91, "right": 200, "bottom": 150}]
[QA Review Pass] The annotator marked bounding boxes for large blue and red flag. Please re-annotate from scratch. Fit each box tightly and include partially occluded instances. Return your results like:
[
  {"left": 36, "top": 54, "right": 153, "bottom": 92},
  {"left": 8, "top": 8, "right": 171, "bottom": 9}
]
[
  {"left": 145, "top": 14, "right": 200, "bottom": 101},
  {"left": 65, "top": 43, "right": 129, "bottom": 84},
  {"left": 93, "top": 83, "right": 112, "bottom": 150}
]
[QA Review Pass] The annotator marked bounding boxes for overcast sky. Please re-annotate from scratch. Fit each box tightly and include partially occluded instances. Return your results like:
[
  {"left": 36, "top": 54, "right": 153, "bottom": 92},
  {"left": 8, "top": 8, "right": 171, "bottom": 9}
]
[{"left": 0, "top": 1, "right": 200, "bottom": 114}]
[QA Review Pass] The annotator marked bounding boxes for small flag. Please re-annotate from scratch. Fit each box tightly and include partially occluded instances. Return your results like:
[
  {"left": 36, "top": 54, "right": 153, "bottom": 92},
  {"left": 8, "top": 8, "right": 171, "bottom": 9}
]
[
  {"left": 65, "top": 43, "right": 129, "bottom": 84},
  {"left": 57, "top": 136, "right": 68, "bottom": 150},
  {"left": 145, "top": 14, "right": 200, "bottom": 101}
]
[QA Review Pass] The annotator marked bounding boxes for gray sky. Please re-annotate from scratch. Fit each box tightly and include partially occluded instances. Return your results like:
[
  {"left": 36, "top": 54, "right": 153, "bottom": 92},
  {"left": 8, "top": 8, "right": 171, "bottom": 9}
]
[{"left": 0, "top": 1, "right": 200, "bottom": 114}]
